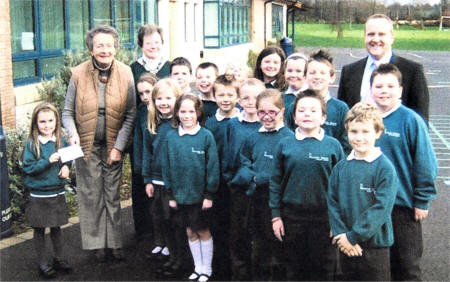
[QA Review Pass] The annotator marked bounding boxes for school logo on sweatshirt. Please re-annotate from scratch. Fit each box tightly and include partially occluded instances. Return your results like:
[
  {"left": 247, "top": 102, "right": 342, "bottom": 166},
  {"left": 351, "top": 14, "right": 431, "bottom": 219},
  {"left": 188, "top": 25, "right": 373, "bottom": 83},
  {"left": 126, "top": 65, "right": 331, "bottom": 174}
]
[
  {"left": 263, "top": 152, "right": 273, "bottom": 159},
  {"left": 360, "top": 184, "right": 375, "bottom": 193},
  {"left": 191, "top": 147, "right": 205, "bottom": 155},
  {"left": 308, "top": 153, "right": 329, "bottom": 162},
  {"left": 384, "top": 129, "right": 400, "bottom": 138},
  {"left": 325, "top": 120, "right": 337, "bottom": 127}
]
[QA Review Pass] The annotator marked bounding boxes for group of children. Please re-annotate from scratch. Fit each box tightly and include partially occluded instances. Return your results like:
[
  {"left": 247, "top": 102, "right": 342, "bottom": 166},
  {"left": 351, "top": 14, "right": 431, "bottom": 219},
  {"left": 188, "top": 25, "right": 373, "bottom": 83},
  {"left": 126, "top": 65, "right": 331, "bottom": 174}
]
[{"left": 22, "top": 44, "right": 437, "bottom": 281}]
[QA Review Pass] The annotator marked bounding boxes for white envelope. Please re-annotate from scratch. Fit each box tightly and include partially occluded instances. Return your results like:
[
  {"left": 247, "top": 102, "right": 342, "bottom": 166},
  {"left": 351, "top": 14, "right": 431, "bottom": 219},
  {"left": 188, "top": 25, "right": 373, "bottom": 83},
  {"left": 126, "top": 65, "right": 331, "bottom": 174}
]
[{"left": 58, "top": 145, "right": 84, "bottom": 163}]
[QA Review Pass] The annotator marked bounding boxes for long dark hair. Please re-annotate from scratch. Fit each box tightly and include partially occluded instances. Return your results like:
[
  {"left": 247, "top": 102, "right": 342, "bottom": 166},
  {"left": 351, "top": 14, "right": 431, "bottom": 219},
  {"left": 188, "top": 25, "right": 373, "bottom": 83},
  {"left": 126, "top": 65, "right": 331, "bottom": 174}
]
[{"left": 254, "top": 46, "right": 286, "bottom": 90}]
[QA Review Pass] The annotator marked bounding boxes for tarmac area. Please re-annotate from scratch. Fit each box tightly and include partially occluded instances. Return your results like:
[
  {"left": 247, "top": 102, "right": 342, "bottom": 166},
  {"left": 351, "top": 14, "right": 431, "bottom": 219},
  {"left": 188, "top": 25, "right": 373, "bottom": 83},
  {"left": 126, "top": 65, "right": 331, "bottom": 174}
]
[{"left": 1, "top": 47, "right": 449, "bottom": 281}]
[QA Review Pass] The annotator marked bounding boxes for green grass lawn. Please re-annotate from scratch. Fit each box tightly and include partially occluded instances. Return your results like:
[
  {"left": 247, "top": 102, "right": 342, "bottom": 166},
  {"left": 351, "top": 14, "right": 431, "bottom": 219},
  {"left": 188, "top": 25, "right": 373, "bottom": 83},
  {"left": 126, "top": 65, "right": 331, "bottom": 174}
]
[{"left": 292, "top": 22, "right": 450, "bottom": 51}]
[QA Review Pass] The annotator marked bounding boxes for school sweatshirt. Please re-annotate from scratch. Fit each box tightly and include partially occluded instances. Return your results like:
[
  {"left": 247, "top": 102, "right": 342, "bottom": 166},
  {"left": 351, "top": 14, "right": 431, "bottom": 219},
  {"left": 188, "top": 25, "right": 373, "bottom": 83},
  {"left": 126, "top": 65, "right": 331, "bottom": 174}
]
[
  {"left": 161, "top": 128, "right": 219, "bottom": 204},
  {"left": 269, "top": 134, "right": 345, "bottom": 218},
  {"left": 231, "top": 127, "right": 294, "bottom": 196},
  {"left": 327, "top": 153, "right": 398, "bottom": 247},
  {"left": 376, "top": 105, "right": 437, "bottom": 210},
  {"left": 222, "top": 116, "right": 261, "bottom": 184},
  {"left": 23, "top": 139, "right": 70, "bottom": 196},
  {"left": 142, "top": 118, "right": 174, "bottom": 184}
]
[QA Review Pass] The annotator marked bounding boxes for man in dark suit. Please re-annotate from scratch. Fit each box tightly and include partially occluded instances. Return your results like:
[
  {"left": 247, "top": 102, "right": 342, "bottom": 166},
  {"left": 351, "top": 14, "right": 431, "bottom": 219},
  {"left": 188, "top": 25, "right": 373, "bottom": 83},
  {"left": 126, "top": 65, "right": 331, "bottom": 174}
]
[{"left": 337, "top": 14, "right": 429, "bottom": 122}]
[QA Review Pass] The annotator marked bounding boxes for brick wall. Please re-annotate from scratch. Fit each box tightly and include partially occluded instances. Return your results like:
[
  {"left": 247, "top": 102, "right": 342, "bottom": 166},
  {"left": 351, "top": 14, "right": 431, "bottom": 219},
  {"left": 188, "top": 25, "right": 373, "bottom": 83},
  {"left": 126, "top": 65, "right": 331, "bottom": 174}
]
[{"left": 0, "top": 0, "right": 15, "bottom": 129}]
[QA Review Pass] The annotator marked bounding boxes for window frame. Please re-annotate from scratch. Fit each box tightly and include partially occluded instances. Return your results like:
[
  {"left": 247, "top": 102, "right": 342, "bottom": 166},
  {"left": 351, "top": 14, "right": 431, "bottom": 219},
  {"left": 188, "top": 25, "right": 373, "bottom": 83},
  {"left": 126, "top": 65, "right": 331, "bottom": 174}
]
[
  {"left": 203, "top": 0, "right": 250, "bottom": 49},
  {"left": 11, "top": 0, "right": 157, "bottom": 86}
]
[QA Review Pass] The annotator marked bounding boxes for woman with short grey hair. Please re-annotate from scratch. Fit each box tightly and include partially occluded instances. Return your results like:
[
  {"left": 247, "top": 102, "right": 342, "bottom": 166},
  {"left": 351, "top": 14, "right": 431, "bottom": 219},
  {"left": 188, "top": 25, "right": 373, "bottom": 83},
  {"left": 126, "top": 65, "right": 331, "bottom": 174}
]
[{"left": 62, "top": 25, "right": 136, "bottom": 262}]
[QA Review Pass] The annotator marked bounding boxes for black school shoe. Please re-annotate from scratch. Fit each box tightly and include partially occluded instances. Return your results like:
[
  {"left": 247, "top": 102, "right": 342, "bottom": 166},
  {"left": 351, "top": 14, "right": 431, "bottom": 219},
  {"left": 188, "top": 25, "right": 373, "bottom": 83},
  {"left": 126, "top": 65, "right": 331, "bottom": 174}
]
[
  {"left": 52, "top": 258, "right": 72, "bottom": 273},
  {"left": 111, "top": 248, "right": 125, "bottom": 261},
  {"left": 93, "top": 248, "right": 106, "bottom": 263},
  {"left": 39, "top": 264, "right": 56, "bottom": 279}
]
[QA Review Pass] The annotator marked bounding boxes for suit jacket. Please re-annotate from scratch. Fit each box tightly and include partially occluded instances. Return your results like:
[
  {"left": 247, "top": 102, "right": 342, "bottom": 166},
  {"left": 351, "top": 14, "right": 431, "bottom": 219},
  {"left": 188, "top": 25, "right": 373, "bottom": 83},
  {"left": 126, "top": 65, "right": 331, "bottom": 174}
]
[{"left": 337, "top": 54, "right": 429, "bottom": 122}]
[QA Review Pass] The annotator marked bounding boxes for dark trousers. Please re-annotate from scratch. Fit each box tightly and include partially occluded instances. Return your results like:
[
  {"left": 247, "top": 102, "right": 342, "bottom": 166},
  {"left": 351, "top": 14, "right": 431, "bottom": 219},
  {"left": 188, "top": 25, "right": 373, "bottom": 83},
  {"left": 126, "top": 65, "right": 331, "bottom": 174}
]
[
  {"left": 129, "top": 149, "right": 151, "bottom": 236},
  {"left": 151, "top": 185, "right": 175, "bottom": 253},
  {"left": 281, "top": 205, "right": 335, "bottom": 281},
  {"left": 229, "top": 188, "right": 274, "bottom": 281},
  {"left": 229, "top": 189, "right": 251, "bottom": 281},
  {"left": 341, "top": 247, "right": 390, "bottom": 281},
  {"left": 391, "top": 206, "right": 423, "bottom": 281},
  {"left": 211, "top": 183, "right": 231, "bottom": 280}
]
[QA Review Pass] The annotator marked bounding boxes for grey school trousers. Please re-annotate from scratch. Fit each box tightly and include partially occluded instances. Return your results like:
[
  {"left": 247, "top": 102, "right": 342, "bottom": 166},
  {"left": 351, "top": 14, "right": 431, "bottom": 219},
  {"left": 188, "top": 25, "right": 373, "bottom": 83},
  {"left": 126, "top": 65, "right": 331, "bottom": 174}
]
[{"left": 76, "top": 143, "right": 123, "bottom": 250}]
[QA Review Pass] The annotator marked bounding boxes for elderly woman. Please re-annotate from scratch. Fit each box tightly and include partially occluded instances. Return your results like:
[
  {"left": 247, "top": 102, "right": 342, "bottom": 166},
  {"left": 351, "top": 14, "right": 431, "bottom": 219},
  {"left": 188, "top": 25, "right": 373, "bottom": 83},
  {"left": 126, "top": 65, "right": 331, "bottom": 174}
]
[
  {"left": 129, "top": 24, "right": 170, "bottom": 239},
  {"left": 62, "top": 25, "right": 136, "bottom": 261}
]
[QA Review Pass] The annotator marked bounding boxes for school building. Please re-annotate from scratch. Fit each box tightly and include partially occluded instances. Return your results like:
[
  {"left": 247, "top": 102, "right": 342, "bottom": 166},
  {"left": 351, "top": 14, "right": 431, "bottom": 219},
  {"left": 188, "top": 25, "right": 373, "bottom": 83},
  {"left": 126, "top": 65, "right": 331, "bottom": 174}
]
[{"left": 0, "top": 0, "right": 303, "bottom": 129}]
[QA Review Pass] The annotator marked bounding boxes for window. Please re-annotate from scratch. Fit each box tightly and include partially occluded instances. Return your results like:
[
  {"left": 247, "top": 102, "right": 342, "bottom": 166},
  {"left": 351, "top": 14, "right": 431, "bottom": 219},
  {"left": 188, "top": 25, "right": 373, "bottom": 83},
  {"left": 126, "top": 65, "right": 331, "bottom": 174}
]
[
  {"left": 10, "top": 0, "right": 158, "bottom": 86},
  {"left": 204, "top": 0, "right": 250, "bottom": 48},
  {"left": 272, "top": 4, "right": 283, "bottom": 39}
]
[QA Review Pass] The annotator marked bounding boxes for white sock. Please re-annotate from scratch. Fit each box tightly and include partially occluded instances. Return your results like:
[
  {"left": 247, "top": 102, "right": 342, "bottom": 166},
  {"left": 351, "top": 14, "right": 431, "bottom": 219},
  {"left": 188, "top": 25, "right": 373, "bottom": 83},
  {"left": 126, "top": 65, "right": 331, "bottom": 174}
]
[
  {"left": 151, "top": 246, "right": 162, "bottom": 254},
  {"left": 200, "top": 238, "right": 213, "bottom": 276},
  {"left": 188, "top": 239, "right": 202, "bottom": 274},
  {"left": 161, "top": 246, "right": 170, "bottom": 256}
]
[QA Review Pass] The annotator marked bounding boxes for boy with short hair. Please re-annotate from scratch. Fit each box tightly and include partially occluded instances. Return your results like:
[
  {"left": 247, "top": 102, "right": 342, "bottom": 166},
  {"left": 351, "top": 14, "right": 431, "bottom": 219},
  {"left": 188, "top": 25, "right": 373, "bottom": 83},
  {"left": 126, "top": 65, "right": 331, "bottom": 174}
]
[
  {"left": 270, "top": 90, "right": 345, "bottom": 281},
  {"left": 222, "top": 78, "right": 266, "bottom": 280},
  {"left": 170, "top": 57, "right": 193, "bottom": 94},
  {"left": 286, "top": 50, "right": 350, "bottom": 153},
  {"left": 371, "top": 63, "right": 437, "bottom": 281},
  {"left": 327, "top": 102, "right": 398, "bottom": 281},
  {"left": 205, "top": 74, "right": 241, "bottom": 280},
  {"left": 195, "top": 62, "right": 219, "bottom": 119}
]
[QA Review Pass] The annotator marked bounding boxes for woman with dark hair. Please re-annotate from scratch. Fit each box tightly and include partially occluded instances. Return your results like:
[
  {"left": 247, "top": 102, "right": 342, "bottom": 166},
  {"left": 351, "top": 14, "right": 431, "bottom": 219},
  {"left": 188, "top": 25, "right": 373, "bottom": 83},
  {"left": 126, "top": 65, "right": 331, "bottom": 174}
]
[
  {"left": 253, "top": 46, "right": 286, "bottom": 90},
  {"left": 62, "top": 25, "right": 136, "bottom": 262}
]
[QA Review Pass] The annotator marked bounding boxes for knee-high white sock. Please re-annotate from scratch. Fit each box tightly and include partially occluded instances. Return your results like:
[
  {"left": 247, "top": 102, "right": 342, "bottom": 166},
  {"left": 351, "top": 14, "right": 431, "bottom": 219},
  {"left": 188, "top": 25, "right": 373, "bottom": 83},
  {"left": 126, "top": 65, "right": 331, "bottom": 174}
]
[
  {"left": 200, "top": 238, "right": 213, "bottom": 276},
  {"left": 189, "top": 239, "right": 202, "bottom": 274}
]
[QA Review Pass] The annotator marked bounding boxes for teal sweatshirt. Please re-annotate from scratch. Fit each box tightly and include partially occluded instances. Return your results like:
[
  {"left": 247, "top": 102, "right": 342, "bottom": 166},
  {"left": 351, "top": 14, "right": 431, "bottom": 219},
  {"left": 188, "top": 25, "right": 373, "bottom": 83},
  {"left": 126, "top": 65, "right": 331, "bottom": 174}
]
[
  {"left": 161, "top": 127, "right": 219, "bottom": 204},
  {"left": 222, "top": 117, "right": 261, "bottom": 184},
  {"left": 269, "top": 134, "right": 345, "bottom": 218},
  {"left": 327, "top": 154, "right": 398, "bottom": 247},
  {"left": 376, "top": 105, "right": 437, "bottom": 210},
  {"left": 231, "top": 127, "right": 294, "bottom": 196},
  {"left": 22, "top": 138, "right": 70, "bottom": 196},
  {"left": 142, "top": 118, "right": 174, "bottom": 184}
]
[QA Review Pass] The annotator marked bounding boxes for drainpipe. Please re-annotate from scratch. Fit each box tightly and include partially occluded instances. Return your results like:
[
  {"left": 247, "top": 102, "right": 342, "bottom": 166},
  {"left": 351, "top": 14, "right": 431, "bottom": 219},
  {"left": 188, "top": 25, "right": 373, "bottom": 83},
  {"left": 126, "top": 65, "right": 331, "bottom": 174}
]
[{"left": 264, "top": 0, "right": 273, "bottom": 47}]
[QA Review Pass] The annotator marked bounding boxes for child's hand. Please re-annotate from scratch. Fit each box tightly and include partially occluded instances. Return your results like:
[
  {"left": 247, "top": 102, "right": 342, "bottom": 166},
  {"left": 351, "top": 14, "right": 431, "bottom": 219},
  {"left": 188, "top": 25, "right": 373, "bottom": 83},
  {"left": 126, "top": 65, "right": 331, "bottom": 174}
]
[
  {"left": 49, "top": 153, "right": 60, "bottom": 163},
  {"left": 145, "top": 184, "right": 154, "bottom": 198},
  {"left": 272, "top": 217, "right": 285, "bottom": 242},
  {"left": 202, "top": 199, "right": 213, "bottom": 210},
  {"left": 414, "top": 208, "right": 429, "bottom": 221},
  {"left": 58, "top": 165, "right": 70, "bottom": 179},
  {"left": 169, "top": 200, "right": 177, "bottom": 209},
  {"left": 334, "top": 233, "right": 363, "bottom": 257}
]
